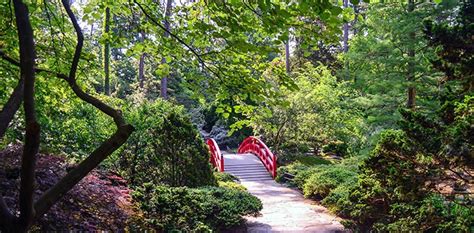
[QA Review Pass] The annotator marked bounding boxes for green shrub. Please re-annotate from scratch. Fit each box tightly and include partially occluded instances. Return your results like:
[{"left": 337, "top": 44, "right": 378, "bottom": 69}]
[
  {"left": 322, "top": 141, "right": 348, "bottom": 157},
  {"left": 372, "top": 194, "right": 474, "bottom": 232},
  {"left": 303, "top": 165, "right": 357, "bottom": 198},
  {"left": 275, "top": 162, "right": 310, "bottom": 187},
  {"left": 293, "top": 165, "right": 329, "bottom": 190},
  {"left": 119, "top": 100, "right": 216, "bottom": 187},
  {"left": 214, "top": 171, "right": 247, "bottom": 191},
  {"left": 218, "top": 181, "right": 247, "bottom": 192},
  {"left": 340, "top": 130, "right": 433, "bottom": 230},
  {"left": 131, "top": 185, "right": 262, "bottom": 231},
  {"left": 340, "top": 129, "right": 473, "bottom": 231},
  {"left": 277, "top": 160, "right": 353, "bottom": 192},
  {"left": 214, "top": 172, "right": 239, "bottom": 183},
  {"left": 321, "top": 178, "right": 358, "bottom": 217}
]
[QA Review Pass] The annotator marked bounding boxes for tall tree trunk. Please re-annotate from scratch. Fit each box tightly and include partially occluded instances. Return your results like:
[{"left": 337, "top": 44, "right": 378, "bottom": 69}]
[
  {"left": 342, "top": 0, "right": 349, "bottom": 53},
  {"left": 160, "top": 0, "right": 173, "bottom": 99},
  {"left": 285, "top": 40, "right": 290, "bottom": 74},
  {"left": 13, "top": 0, "right": 40, "bottom": 231},
  {"left": 138, "top": 54, "right": 145, "bottom": 89},
  {"left": 103, "top": 7, "right": 111, "bottom": 95},
  {"left": 138, "top": 31, "right": 145, "bottom": 89},
  {"left": 407, "top": 0, "right": 416, "bottom": 109}
]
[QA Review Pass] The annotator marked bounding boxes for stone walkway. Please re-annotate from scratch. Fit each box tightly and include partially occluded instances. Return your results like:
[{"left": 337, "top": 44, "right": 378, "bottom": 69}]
[{"left": 223, "top": 153, "right": 345, "bottom": 233}]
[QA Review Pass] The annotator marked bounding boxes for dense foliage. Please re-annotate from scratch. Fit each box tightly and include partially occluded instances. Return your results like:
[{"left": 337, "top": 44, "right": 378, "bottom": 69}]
[
  {"left": 118, "top": 100, "right": 215, "bottom": 187},
  {"left": 340, "top": 129, "right": 473, "bottom": 231},
  {"left": 275, "top": 1, "right": 473, "bottom": 232},
  {"left": 129, "top": 184, "right": 262, "bottom": 231},
  {"left": 1, "top": 76, "right": 117, "bottom": 160},
  {"left": 344, "top": 3, "right": 441, "bottom": 131},
  {"left": 250, "top": 62, "right": 365, "bottom": 156}
]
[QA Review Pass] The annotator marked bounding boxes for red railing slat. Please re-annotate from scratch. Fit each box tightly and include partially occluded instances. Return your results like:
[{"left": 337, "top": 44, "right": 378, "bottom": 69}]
[{"left": 206, "top": 138, "right": 224, "bottom": 172}]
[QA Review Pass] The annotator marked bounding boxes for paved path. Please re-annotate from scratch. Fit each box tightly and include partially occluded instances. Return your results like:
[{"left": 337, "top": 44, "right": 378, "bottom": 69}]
[{"left": 223, "top": 153, "right": 345, "bottom": 233}]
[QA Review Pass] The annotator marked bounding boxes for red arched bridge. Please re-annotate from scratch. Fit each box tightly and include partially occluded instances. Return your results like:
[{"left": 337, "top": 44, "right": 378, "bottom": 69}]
[
  {"left": 207, "top": 137, "right": 345, "bottom": 231},
  {"left": 207, "top": 136, "right": 277, "bottom": 181}
]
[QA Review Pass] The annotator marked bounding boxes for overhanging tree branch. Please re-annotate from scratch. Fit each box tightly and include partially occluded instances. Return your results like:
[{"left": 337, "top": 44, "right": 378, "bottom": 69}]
[
  {"left": 0, "top": 50, "right": 21, "bottom": 66},
  {"left": 133, "top": 0, "right": 222, "bottom": 80},
  {"left": 0, "top": 50, "right": 69, "bottom": 80},
  {"left": 0, "top": 76, "right": 23, "bottom": 139}
]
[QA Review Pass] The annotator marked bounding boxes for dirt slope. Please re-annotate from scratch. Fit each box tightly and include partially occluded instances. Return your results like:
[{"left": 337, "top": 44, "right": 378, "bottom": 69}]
[{"left": 0, "top": 144, "right": 136, "bottom": 231}]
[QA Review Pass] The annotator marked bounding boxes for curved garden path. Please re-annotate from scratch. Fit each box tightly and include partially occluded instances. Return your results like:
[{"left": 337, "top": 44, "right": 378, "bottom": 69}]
[{"left": 224, "top": 153, "right": 345, "bottom": 233}]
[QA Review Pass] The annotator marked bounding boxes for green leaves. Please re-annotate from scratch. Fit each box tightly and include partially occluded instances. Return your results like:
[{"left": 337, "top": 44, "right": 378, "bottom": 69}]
[
  {"left": 342, "top": 7, "right": 355, "bottom": 21},
  {"left": 132, "top": 185, "right": 262, "bottom": 231},
  {"left": 121, "top": 100, "right": 216, "bottom": 188},
  {"left": 248, "top": 62, "right": 365, "bottom": 155},
  {"left": 344, "top": 3, "right": 441, "bottom": 131},
  {"left": 155, "top": 63, "right": 170, "bottom": 77}
]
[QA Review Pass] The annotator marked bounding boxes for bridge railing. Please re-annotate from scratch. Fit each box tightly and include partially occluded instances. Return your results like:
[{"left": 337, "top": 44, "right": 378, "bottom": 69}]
[
  {"left": 237, "top": 136, "right": 277, "bottom": 178},
  {"left": 207, "top": 138, "right": 224, "bottom": 172}
]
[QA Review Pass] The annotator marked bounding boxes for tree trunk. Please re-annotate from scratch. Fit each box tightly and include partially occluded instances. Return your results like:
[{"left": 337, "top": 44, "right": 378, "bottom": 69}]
[
  {"left": 342, "top": 0, "right": 349, "bottom": 53},
  {"left": 407, "top": 0, "right": 416, "bottom": 109},
  {"left": 11, "top": 0, "right": 40, "bottom": 231},
  {"left": 160, "top": 0, "right": 173, "bottom": 99},
  {"left": 138, "top": 30, "right": 146, "bottom": 89},
  {"left": 103, "top": 7, "right": 111, "bottom": 95},
  {"left": 138, "top": 36, "right": 146, "bottom": 89},
  {"left": 285, "top": 40, "right": 290, "bottom": 74},
  {"left": 138, "top": 42, "right": 145, "bottom": 89}
]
